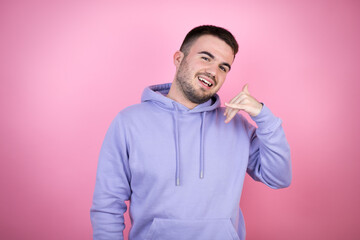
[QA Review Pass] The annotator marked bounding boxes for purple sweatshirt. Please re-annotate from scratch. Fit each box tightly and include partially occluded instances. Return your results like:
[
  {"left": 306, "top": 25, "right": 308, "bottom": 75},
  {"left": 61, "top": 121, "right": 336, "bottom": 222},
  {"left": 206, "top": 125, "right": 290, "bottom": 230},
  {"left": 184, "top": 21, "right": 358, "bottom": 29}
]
[{"left": 90, "top": 83, "right": 292, "bottom": 240}]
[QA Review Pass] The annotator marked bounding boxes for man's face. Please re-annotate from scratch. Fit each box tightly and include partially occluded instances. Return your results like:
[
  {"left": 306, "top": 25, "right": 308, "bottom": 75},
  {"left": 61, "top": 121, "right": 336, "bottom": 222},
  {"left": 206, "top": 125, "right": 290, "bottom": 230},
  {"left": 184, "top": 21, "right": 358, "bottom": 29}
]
[{"left": 175, "top": 34, "right": 234, "bottom": 104}]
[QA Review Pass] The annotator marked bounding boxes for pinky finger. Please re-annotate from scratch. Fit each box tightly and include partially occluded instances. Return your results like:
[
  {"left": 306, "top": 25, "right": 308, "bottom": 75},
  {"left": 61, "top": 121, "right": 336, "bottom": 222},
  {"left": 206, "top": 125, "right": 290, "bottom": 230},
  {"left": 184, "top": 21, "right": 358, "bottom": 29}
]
[
  {"left": 224, "top": 103, "right": 246, "bottom": 110},
  {"left": 224, "top": 107, "right": 241, "bottom": 123}
]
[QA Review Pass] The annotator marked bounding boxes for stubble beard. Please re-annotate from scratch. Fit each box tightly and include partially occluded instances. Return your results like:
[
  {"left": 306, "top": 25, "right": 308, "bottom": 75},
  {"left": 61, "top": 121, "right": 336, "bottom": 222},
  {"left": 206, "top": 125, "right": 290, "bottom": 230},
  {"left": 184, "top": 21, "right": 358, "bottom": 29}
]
[{"left": 175, "top": 57, "right": 214, "bottom": 105}]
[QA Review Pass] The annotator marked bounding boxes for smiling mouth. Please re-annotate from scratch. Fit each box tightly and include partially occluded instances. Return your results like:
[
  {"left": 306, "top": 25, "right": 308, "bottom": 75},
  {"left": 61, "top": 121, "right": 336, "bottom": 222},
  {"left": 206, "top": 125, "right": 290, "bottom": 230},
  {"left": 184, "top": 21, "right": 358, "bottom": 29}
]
[{"left": 198, "top": 76, "right": 213, "bottom": 87}]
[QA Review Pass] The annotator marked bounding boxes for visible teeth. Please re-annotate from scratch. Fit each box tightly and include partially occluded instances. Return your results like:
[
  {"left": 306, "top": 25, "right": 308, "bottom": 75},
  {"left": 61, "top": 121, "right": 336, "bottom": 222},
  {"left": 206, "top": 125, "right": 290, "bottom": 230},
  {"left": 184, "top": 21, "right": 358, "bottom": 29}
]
[{"left": 198, "top": 77, "right": 213, "bottom": 87}]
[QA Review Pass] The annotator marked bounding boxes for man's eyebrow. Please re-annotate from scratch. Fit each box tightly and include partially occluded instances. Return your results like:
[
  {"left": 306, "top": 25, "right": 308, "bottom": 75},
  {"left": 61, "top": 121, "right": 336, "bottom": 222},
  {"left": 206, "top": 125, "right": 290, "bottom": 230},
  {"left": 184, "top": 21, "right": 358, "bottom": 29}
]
[
  {"left": 198, "top": 51, "right": 215, "bottom": 59},
  {"left": 198, "top": 51, "right": 231, "bottom": 71}
]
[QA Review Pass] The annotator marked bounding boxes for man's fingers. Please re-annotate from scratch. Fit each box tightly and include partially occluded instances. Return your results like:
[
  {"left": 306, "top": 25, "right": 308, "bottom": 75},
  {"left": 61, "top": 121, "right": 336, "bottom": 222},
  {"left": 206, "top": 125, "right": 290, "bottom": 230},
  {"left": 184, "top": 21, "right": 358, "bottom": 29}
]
[
  {"left": 224, "top": 110, "right": 237, "bottom": 123},
  {"left": 225, "top": 93, "right": 241, "bottom": 115},
  {"left": 225, "top": 102, "right": 247, "bottom": 110},
  {"left": 224, "top": 92, "right": 249, "bottom": 116},
  {"left": 242, "top": 84, "right": 250, "bottom": 95},
  {"left": 225, "top": 107, "right": 237, "bottom": 119},
  {"left": 225, "top": 108, "right": 242, "bottom": 123},
  {"left": 224, "top": 103, "right": 249, "bottom": 123},
  {"left": 224, "top": 84, "right": 250, "bottom": 115},
  {"left": 224, "top": 104, "right": 237, "bottom": 123},
  {"left": 224, "top": 96, "right": 239, "bottom": 116},
  {"left": 224, "top": 84, "right": 252, "bottom": 121},
  {"left": 229, "top": 92, "right": 243, "bottom": 104}
]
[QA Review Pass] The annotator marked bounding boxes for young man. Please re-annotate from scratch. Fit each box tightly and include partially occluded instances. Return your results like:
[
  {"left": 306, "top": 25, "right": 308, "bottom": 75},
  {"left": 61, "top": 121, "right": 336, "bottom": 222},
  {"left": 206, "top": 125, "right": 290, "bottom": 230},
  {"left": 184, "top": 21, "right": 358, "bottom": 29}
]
[{"left": 90, "top": 25, "right": 292, "bottom": 240}]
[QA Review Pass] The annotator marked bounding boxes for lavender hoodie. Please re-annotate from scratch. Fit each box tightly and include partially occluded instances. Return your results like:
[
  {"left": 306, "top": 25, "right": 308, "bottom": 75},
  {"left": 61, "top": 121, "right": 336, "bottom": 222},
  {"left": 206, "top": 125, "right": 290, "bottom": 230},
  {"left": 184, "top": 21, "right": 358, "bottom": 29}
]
[{"left": 90, "top": 83, "right": 292, "bottom": 240}]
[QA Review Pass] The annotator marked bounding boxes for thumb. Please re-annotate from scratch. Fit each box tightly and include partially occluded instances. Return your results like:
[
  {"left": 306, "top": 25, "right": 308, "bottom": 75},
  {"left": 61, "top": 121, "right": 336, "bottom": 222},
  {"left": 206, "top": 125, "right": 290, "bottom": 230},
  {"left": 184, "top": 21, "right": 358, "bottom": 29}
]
[{"left": 242, "top": 84, "right": 250, "bottom": 94}]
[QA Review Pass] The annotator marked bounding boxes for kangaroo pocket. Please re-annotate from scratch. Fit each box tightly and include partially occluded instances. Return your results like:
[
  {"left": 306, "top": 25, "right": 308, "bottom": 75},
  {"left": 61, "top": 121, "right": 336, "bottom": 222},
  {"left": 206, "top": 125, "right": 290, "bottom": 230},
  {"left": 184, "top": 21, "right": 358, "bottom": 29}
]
[{"left": 145, "top": 218, "right": 240, "bottom": 240}]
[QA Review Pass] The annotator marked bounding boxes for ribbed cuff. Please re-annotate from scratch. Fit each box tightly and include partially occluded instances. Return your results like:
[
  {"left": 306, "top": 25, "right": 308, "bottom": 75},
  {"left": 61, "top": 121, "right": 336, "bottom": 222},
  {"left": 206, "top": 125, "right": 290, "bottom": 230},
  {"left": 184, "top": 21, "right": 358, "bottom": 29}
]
[{"left": 251, "top": 104, "right": 282, "bottom": 133}]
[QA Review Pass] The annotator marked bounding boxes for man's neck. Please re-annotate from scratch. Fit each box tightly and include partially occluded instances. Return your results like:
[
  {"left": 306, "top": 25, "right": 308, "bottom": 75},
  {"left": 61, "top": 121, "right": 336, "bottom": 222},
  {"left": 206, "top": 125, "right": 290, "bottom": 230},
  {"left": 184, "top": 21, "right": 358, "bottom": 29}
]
[{"left": 166, "top": 82, "right": 198, "bottom": 110}]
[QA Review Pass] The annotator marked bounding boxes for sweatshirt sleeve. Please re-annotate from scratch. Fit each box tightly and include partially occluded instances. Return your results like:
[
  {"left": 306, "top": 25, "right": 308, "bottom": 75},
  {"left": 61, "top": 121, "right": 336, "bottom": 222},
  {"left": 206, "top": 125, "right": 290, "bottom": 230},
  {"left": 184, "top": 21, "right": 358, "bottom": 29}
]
[
  {"left": 90, "top": 113, "right": 132, "bottom": 239},
  {"left": 246, "top": 104, "right": 292, "bottom": 189}
]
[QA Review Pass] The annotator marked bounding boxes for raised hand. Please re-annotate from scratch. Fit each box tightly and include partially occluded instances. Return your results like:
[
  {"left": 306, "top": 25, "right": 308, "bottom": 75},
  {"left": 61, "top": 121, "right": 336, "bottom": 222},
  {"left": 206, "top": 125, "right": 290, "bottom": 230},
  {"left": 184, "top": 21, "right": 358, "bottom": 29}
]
[{"left": 224, "top": 84, "right": 263, "bottom": 123}]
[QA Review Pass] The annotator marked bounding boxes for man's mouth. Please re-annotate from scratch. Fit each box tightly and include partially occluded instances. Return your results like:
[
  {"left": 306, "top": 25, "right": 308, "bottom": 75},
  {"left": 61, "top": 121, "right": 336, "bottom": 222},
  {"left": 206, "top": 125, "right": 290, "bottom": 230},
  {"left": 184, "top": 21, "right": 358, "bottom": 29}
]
[{"left": 197, "top": 76, "right": 214, "bottom": 88}]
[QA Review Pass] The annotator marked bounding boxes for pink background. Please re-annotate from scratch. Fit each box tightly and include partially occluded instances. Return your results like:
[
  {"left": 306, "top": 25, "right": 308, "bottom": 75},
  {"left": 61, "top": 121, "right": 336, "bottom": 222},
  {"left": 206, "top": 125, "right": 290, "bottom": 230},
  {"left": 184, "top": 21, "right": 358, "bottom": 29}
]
[{"left": 1, "top": 1, "right": 359, "bottom": 239}]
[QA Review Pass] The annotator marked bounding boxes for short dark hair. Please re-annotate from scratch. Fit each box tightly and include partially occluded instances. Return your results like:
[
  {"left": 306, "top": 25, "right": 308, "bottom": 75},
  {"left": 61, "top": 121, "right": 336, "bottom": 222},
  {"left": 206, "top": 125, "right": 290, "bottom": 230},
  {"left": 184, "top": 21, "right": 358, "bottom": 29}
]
[{"left": 180, "top": 25, "right": 238, "bottom": 56}]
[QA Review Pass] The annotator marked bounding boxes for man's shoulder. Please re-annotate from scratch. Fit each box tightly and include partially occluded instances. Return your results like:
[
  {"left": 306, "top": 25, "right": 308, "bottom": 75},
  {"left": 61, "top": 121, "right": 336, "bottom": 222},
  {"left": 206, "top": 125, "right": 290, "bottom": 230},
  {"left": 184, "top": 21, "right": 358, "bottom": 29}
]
[{"left": 113, "top": 101, "right": 156, "bottom": 121}]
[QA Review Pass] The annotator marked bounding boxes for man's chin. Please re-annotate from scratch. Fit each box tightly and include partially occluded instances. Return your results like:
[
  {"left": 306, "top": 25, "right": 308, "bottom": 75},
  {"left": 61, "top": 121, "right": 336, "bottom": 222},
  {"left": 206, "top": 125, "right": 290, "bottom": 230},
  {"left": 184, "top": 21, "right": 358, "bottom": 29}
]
[{"left": 188, "top": 94, "right": 213, "bottom": 105}]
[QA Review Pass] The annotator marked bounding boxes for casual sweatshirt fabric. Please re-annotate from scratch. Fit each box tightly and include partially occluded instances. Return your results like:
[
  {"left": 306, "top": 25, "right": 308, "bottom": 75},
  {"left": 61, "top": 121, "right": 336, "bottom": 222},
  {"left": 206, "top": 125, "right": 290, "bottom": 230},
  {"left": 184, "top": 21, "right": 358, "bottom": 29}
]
[{"left": 90, "top": 83, "right": 292, "bottom": 240}]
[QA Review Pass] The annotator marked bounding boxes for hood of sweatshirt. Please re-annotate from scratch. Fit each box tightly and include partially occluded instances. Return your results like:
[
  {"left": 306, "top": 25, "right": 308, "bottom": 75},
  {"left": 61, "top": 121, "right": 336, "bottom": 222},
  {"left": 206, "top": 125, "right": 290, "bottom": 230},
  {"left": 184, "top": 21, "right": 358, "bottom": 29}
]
[
  {"left": 141, "top": 83, "right": 220, "bottom": 186},
  {"left": 141, "top": 83, "right": 220, "bottom": 113}
]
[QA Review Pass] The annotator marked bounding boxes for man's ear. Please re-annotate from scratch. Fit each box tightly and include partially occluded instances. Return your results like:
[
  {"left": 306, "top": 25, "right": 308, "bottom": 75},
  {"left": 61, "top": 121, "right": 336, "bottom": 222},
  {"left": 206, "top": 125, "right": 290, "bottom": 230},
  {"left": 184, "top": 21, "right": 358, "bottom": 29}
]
[{"left": 173, "top": 50, "right": 184, "bottom": 68}]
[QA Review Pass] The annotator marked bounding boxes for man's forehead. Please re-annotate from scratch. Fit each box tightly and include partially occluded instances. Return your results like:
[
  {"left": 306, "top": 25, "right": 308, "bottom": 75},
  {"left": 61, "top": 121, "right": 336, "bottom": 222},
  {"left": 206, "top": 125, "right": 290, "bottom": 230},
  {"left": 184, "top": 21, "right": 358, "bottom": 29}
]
[{"left": 190, "top": 35, "right": 235, "bottom": 63}]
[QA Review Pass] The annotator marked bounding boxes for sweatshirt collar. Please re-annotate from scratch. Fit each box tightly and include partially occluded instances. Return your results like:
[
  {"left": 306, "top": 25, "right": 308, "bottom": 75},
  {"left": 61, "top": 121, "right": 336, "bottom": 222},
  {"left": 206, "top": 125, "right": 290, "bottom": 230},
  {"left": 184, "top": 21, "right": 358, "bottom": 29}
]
[{"left": 141, "top": 83, "right": 220, "bottom": 113}]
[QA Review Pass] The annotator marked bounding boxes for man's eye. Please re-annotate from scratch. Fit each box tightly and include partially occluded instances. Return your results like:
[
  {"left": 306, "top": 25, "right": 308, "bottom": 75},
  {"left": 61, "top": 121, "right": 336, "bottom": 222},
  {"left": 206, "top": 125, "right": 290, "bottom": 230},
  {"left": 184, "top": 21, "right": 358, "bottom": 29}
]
[
  {"left": 220, "top": 66, "right": 227, "bottom": 72},
  {"left": 201, "top": 57, "right": 210, "bottom": 61}
]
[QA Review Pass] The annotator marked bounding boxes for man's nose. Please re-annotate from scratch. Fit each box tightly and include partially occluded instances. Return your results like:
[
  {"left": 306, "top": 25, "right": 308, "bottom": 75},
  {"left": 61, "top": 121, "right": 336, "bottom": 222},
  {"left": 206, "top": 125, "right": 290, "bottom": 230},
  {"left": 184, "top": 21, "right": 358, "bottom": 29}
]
[{"left": 205, "top": 63, "right": 218, "bottom": 80}]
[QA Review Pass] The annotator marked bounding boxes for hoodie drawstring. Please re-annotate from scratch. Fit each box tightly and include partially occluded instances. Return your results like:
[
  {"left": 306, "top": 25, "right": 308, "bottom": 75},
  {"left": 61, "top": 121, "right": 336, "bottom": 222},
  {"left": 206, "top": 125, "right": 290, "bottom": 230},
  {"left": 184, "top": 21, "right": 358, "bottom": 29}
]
[
  {"left": 199, "top": 112, "right": 206, "bottom": 179},
  {"left": 172, "top": 103, "right": 181, "bottom": 186},
  {"left": 172, "top": 104, "right": 207, "bottom": 186}
]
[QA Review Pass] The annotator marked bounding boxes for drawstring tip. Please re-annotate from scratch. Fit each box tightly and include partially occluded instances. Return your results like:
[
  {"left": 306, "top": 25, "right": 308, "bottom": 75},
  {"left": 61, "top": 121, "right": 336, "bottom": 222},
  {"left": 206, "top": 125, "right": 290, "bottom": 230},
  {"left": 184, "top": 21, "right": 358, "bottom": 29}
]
[
  {"left": 200, "top": 171, "right": 204, "bottom": 179},
  {"left": 176, "top": 178, "right": 180, "bottom": 186}
]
